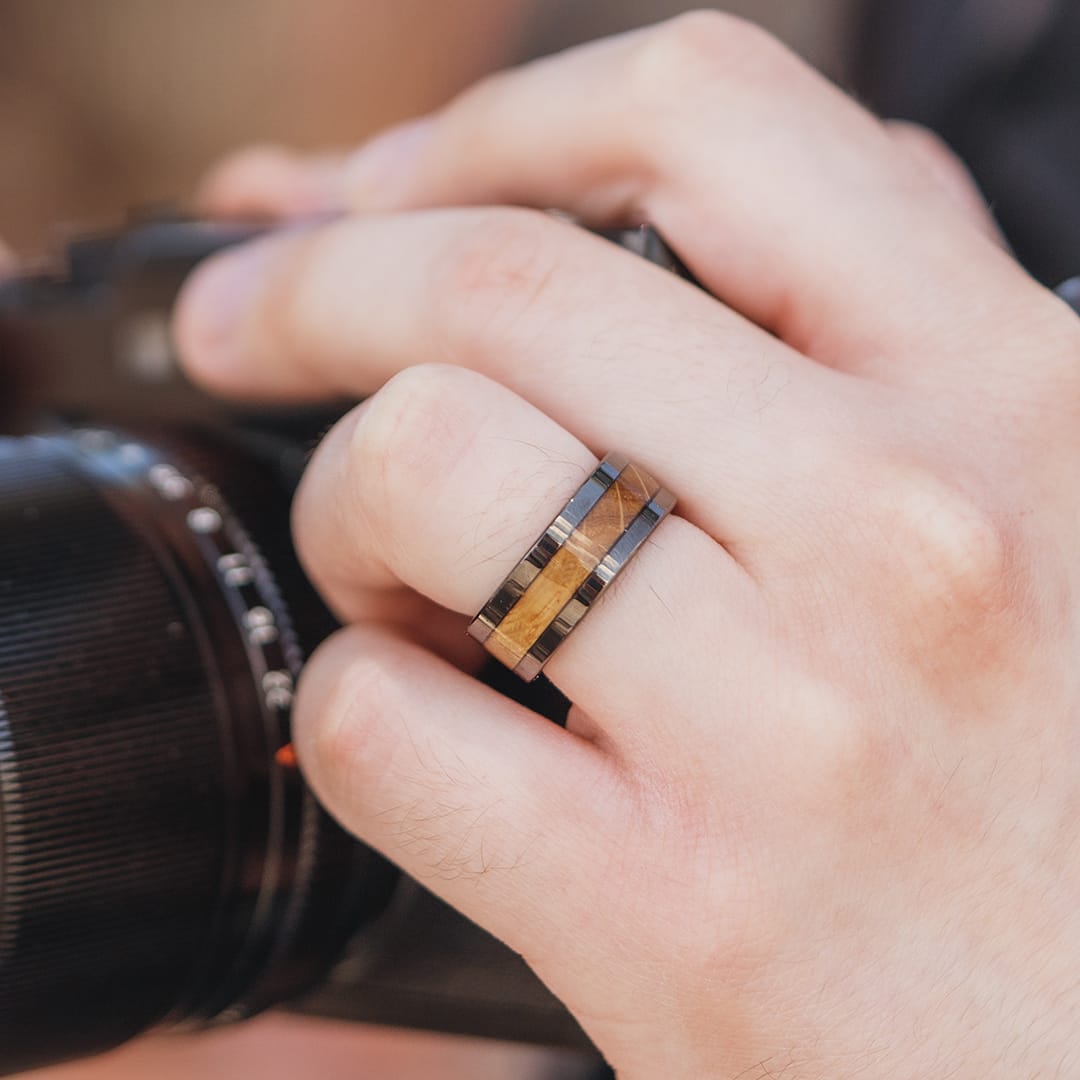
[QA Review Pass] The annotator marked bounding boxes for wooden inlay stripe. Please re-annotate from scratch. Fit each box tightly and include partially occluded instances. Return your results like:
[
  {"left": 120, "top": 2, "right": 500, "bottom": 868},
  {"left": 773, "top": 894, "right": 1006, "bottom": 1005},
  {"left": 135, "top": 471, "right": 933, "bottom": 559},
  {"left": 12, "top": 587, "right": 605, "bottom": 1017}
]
[
  {"left": 484, "top": 463, "right": 659, "bottom": 668},
  {"left": 470, "top": 457, "right": 622, "bottom": 641}
]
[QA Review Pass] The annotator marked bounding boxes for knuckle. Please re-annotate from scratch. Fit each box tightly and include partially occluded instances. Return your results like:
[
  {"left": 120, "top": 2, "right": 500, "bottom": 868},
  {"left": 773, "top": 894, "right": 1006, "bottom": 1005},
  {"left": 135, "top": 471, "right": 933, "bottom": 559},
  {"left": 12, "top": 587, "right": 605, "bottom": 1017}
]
[
  {"left": 885, "top": 119, "right": 990, "bottom": 213},
  {"left": 629, "top": 10, "right": 789, "bottom": 107},
  {"left": 300, "top": 629, "right": 413, "bottom": 799},
  {"left": 885, "top": 470, "right": 1010, "bottom": 600},
  {"left": 769, "top": 677, "right": 905, "bottom": 828},
  {"left": 886, "top": 119, "right": 954, "bottom": 160},
  {"left": 430, "top": 208, "right": 563, "bottom": 350},
  {"left": 352, "top": 363, "right": 479, "bottom": 509},
  {"left": 865, "top": 468, "right": 1011, "bottom": 616}
]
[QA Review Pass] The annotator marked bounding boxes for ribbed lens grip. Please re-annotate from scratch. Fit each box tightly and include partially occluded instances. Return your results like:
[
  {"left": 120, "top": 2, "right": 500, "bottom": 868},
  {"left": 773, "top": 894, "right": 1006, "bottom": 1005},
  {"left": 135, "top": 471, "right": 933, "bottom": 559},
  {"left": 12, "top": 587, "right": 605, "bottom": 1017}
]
[{"left": 0, "top": 442, "right": 229, "bottom": 1072}]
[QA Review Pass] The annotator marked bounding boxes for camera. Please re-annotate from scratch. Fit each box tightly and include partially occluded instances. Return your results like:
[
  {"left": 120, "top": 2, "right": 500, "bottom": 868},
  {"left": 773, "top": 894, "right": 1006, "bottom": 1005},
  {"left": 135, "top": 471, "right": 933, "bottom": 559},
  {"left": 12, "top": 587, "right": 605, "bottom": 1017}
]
[{"left": 0, "top": 216, "right": 686, "bottom": 1074}]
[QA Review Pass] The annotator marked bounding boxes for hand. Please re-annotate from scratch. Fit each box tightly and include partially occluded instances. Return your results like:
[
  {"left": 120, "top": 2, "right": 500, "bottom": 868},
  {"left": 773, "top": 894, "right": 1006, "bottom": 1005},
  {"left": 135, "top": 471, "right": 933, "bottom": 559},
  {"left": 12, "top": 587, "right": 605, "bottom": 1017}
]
[{"left": 177, "top": 13, "right": 1080, "bottom": 1077}]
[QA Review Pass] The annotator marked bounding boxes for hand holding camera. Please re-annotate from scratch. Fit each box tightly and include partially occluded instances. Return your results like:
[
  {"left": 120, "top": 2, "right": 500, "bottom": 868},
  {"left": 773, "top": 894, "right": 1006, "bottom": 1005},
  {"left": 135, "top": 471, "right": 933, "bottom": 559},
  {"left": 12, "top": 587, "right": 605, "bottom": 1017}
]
[
  {"left": 180, "top": 15, "right": 1080, "bottom": 1077},
  {"left": 6, "top": 13, "right": 1080, "bottom": 1079}
]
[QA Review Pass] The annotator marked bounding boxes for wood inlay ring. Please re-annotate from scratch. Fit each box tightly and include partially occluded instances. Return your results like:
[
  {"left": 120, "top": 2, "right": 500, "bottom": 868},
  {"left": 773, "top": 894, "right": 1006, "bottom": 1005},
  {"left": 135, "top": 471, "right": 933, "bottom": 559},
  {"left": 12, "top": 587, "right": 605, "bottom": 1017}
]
[{"left": 467, "top": 453, "right": 677, "bottom": 681}]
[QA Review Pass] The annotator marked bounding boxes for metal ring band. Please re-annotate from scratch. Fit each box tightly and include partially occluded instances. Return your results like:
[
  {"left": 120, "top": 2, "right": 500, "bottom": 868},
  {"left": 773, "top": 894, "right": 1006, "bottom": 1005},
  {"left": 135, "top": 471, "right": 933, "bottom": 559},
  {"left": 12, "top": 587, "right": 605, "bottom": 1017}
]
[{"left": 467, "top": 452, "right": 676, "bottom": 681}]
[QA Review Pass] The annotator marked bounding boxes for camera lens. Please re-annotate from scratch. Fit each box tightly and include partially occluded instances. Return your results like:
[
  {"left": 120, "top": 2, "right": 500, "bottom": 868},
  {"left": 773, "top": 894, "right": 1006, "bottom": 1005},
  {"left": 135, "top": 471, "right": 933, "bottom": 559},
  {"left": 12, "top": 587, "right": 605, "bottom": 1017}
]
[{"left": 0, "top": 428, "right": 396, "bottom": 1075}]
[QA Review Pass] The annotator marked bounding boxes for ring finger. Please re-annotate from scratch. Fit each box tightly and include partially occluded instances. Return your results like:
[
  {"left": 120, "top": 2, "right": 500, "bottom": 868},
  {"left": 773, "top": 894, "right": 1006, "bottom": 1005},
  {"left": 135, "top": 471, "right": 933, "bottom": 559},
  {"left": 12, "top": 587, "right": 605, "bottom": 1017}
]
[{"left": 293, "top": 361, "right": 759, "bottom": 749}]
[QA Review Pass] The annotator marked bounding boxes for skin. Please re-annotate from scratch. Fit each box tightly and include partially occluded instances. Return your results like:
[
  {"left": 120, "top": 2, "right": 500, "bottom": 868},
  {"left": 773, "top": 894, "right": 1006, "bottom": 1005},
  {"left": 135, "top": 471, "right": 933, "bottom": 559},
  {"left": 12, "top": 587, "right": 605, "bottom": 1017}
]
[{"left": 175, "top": 13, "right": 1080, "bottom": 1078}]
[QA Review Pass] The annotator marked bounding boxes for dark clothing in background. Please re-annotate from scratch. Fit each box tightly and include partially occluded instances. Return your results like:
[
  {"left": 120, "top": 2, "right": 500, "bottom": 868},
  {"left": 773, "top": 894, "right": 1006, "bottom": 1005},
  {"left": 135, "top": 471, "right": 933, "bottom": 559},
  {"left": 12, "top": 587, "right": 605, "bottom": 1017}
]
[{"left": 858, "top": 0, "right": 1080, "bottom": 287}]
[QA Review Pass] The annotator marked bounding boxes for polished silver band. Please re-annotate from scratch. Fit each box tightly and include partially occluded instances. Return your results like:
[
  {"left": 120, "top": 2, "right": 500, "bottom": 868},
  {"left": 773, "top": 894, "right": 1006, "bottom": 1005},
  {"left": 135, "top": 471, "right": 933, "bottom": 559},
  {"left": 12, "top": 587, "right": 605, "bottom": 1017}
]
[{"left": 467, "top": 452, "right": 676, "bottom": 682}]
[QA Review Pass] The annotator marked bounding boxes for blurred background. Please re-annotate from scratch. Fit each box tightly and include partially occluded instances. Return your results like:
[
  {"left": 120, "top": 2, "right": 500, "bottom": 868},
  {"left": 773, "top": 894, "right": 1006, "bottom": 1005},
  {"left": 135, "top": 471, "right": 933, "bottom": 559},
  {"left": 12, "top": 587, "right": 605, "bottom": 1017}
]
[{"left": 0, "top": 0, "right": 856, "bottom": 257}]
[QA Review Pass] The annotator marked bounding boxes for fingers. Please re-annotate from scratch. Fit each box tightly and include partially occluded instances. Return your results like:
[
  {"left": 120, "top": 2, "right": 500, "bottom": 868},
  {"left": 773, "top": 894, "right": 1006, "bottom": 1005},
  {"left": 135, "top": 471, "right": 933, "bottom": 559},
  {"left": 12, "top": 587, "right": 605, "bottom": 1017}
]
[
  {"left": 884, "top": 121, "right": 1004, "bottom": 245},
  {"left": 196, "top": 144, "right": 347, "bottom": 220},
  {"left": 292, "top": 363, "right": 757, "bottom": 734},
  {"left": 319, "top": 13, "right": 1047, "bottom": 384},
  {"left": 192, "top": 14, "right": 1069, "bottom": 397},
  {"left": 201, "top": 119, "right": 1000, "bottom": 239},
  {"left": 176, "top": 207, "right": 861, "bottom": 547},
  {"left": 293, "top": 619, "right": 625, "bottom": 961}
]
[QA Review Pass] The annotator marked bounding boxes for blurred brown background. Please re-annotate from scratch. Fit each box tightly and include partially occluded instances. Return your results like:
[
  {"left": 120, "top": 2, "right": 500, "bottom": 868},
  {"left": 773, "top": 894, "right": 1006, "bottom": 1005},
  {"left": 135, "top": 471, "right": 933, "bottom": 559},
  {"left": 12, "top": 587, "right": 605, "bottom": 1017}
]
[{"left": 0, "top": 0, "right": 855, "bottom": 256}]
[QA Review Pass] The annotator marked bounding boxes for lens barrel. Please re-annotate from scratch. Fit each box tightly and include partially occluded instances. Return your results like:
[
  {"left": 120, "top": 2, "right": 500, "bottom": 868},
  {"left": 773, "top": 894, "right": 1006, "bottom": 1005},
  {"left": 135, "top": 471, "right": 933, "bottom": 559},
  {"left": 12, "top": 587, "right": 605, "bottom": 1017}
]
[{"left": 0, "top": 430, "right": 395, "bottom": 1074}]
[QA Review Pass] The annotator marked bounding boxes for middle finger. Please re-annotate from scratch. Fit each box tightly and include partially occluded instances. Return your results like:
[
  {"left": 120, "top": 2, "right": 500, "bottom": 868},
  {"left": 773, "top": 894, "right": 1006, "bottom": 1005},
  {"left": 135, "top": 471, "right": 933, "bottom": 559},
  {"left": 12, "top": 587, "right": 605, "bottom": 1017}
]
[{"left": 176, "top": 207, "right": 867, "bottom": 549}]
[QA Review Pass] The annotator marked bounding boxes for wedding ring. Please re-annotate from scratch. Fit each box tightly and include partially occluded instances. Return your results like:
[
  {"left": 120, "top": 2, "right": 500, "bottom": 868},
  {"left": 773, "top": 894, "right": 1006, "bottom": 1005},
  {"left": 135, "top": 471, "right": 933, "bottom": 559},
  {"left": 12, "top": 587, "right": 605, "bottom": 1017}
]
[{"left": 467, "top": 452, "right": 676, "bottom": 681}]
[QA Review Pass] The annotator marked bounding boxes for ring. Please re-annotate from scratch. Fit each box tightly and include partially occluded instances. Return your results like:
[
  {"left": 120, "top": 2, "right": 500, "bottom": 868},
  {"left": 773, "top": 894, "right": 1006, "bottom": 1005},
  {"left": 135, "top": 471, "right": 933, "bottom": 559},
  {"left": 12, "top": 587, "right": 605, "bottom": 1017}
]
[{"left": 467, "top": 452, "right": 677, "bottom": 681}]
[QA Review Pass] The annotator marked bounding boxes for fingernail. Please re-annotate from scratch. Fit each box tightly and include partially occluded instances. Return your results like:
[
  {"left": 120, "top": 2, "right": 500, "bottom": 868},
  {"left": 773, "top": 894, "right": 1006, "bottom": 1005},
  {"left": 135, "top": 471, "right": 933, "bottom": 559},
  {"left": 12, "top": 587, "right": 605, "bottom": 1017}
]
[
  {"left": 175, "top": 236, "right": 277, "bottom": 379},
  {"left": 343, "top": 117, "right": 434, "bottom": 206}
]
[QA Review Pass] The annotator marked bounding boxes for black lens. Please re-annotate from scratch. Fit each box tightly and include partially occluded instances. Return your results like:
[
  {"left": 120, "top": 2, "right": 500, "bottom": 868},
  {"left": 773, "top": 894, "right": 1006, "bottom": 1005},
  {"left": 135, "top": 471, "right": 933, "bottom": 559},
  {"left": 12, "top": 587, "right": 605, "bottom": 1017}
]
[{"left": 0, "top": 429, "right": 396, "bottom": 1075}]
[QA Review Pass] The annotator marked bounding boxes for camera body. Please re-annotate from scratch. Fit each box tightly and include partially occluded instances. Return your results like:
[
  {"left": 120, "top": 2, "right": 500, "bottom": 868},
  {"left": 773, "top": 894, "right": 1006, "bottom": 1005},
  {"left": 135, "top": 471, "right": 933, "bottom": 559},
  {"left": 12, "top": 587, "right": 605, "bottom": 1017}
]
[
  {"left": 1, "top": 218, "right": 336, "bottom": 435},
  {"left": 0, "top": 217, "right": 684, "bottom": 1074},
  {"left": 0, "top": 215, "right": 689, "bottom": 434}
]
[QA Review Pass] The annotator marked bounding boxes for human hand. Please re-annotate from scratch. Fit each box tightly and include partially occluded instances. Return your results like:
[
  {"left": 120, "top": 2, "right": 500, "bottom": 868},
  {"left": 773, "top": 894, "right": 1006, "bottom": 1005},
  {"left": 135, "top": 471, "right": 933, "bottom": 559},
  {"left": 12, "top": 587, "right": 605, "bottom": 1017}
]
[{"left": 177, "top": 13, "right": 1080, "bottom": 1077}]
